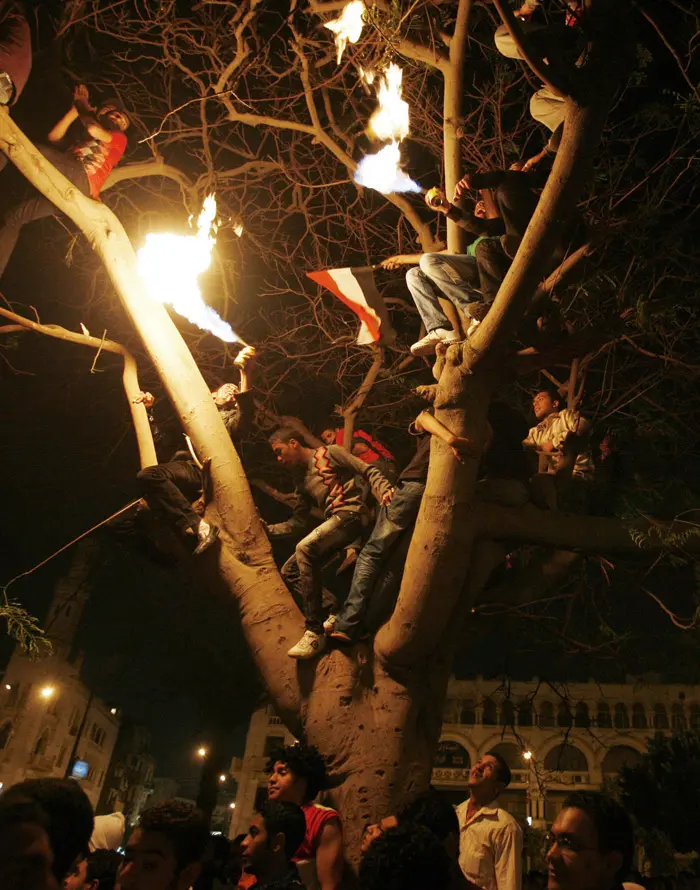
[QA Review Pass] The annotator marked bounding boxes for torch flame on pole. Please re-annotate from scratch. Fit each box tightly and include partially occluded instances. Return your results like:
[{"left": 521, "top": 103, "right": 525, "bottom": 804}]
[
  {"left": 137, "top": 195, "right": 242, "bottom": 343},
  {"left": 325, "top": 0, "right": 366, "bottom": 64},
  {"left": 368, "top": 64, "right": 409, "bottom": 142}
]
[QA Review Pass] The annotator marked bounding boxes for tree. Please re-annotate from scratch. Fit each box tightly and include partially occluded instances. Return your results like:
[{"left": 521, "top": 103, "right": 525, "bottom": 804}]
[{"left": 2, "top": 0, "right": 700, "bottom": 854}]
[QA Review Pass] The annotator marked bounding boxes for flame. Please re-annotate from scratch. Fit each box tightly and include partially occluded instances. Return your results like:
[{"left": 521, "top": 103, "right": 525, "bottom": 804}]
[
  {"left": 368, "top": 63, "right": 409, "bottom": 142},
  {"left": 358, "top": 66, "right": 375, "bottom": 86},
  {"left": 137, "top": 195, "right": 240, "bottom": 343},
  {"left": 325, "top": 0, "right": 365, "bottom": 64},
  {"left": 354, "top": 142, "right": 422, "bottom": 194}
]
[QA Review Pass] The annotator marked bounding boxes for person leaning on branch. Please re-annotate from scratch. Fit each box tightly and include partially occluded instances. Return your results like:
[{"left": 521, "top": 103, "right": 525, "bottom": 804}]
[
  {"left": 0, "top": 83, "right": 130, "bottom": 279},
  {"left": 136, "top": 345, "right": 257, "bottom": 556}
]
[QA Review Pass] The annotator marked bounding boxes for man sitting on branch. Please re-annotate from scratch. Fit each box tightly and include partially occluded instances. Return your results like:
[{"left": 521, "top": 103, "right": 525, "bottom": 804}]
[
  {"left": 136, "top": 346, "right": 257, "bottom": 556},
  {"left": 0, "top": 83, "right": 129, "bottom": 279}
]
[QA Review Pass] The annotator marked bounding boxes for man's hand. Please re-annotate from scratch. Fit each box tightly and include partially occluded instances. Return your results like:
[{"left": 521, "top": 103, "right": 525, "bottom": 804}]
[
  {"left": 380, "top": 488, "right": 394, "bottom": 507},
  {"left": 522, "top": 150, "right": 547, "bottom": 173},
  {"left": 380, "top": 256, "right": 405, "bottom": 271},
  {"left": 449, "top": 436, "right": 479, "bottom": 462},
  {"left": 425, "top": 188, "right": 450, "bottom": 213},
  {"left": 133, "top": 391, "right": 155, "bottom": 409},
  {"left": 73, "top": 84, "right": 91, "bottom": 107},
  {"left": 234, "top": 345, "right": 257, "bottom": 370},
  {"left": 539, "top": 440, "right": 556, "bottom": 453},
  {"left": 514, "top": 3, "right": 536, "bottom": 18},
  {"left": 453, "top": 174, "right": 473, "bottom": 202}
]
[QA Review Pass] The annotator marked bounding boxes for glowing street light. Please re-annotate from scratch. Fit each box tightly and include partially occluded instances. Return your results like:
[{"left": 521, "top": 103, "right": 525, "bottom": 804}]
[
  {"left": 197, "top": 746, "right": 208, "bottom": 759},
  {"left": 110, "top": 708, "right": 118, "bottom": 715},
  {"left": 40, "top": 685, "right": 56, "bottom": 700},
  {"left": 523, "top": 750, "right": 533, "bottom": 760},
  {"left": 229, "top": 802, "right": 236, "bottom": 810},
  {"left": 5, "top": 684, "right": 11, "bottom": 690},
  {"left": 219, "top": 774, "right": 227, "bottom": 783}
]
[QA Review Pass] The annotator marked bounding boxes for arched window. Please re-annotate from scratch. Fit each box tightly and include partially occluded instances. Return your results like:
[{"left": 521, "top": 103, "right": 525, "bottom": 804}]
[
  {"left": 574, "top": 702, "right": 590, "bottom": 728},
  {"left": 558, "top": 702, "right": 573, "bottom": 728},
  {"left": 33, "top": 730, "right": 50, "bottom": 757},
  {"left": 435, "top": 741, "right": 471, "bottom": 771},
  {"left": 489, "top": 743, "right": 524, "bottom": 773},
  {"left": 631, "top": 704, "right": 646, "bottom": 729},
  {"left": 672, "top": 703, "right": 686, "bottom": 730},
  {"left": 0, "top": 721, "right": 12, "bottom": 749},
  {"left": 6, "top": 684, "right": 19, "bottom": 708},
  {"left": 544, "top": 743, "right": 589, "bottom": 772},
  {"left": 614, "top": 703, "right": 630, "bottom": 729},
  {"left": 482, "top": 698, "right": 497, "bottom": 726},
  {"left": 653, "top": 704, "right": 669, "bottom": 730},
  {"left": 538, "top": 701, "right": 555, "bottom": 728},
  {"left": 460, "top": 701, "right": 476, "bottom": 725},
  {"left": 518, "top": 701, "right": 533, "bottom": 727},
  {"left": 442, "top": 700, "right": 459, "bottom": 723},
  {"left": 601, "top": 745, "right": 643, "bottom": 776},
  {"left": 500, "top": 700, "right": 515, "bottom": 727},
  {"left": 597, "top": 703, "right": 612, "bottom": 727},
  {"left": 689, "top": 704, "right": 700, "bottom": 730}
]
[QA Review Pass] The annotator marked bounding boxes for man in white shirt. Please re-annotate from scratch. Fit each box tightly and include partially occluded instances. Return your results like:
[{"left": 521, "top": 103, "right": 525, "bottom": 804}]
[
  {"left": 456, "top": 753, "right": 523, "bottom": 890},
  {"left": 523, "top": 388, "right": 592, "bottom": 479}
]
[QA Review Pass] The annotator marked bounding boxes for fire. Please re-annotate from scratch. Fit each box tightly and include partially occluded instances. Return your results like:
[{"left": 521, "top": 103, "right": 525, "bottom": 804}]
[
  {"left": 325, "top": 0, "right": 365, "bottom": 64},
  {"left": 137, "top": 195, "right": 240, "bottom": 343},
  {"left": 354, "top": 142, "right": 422, "bottom": 194},
  {"left": 368, "top": 64, "right": 409, "bottom": 142}
]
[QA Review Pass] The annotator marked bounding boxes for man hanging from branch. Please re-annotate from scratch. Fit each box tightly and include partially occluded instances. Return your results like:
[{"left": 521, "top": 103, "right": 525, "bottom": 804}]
[
  {"left": 266, "top": 428, "right": 394, "bottom": 660},
  {"left": 136, "top": 346, "right": 257, "bottom": 555},
  {"left": 0, "top": 83, "right": 130, "bottom": 279}
]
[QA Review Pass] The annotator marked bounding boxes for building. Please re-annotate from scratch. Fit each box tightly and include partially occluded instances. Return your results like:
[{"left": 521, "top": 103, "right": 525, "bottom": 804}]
[
  {"left": 230, "top": 676, "right": 700, "bottom": 835},
  {"left": 98, "top": 721, "right": 156, "bottom": 823},
  {"left": 0, "top": 541, "right": 119, "bottom": 808},
  {"left": 150, "top": 776, "right": 181, "bottom": 807}
]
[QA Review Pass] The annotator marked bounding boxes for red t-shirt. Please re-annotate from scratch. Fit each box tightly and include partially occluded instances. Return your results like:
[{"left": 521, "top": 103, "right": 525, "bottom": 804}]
[
  {"left": 293, "top": 803, "right": 340, "bottom": 862},
  {"left": 72, "top": 130, "right": 127, "bottom": 198}
]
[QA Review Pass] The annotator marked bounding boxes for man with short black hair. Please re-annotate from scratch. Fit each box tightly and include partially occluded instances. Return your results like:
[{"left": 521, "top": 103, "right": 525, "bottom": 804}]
[
  {"left": 0, "top": 792, "right": 59, "bottom": 890},
  {"left": 456, "top": 754, "right": 522, "bottom": 890},
  {"left": 545, "top": 791, "right": 634, "bottom": 890},
  {"left": 241, "top": 801, "right": 306, "bottom": 890},
  {"left": 359, "top": 823, "right": 452, "bottom": 890},
  {"left": 64, "top": 850, "right": 123, "bottom": 890},
  {"left": 266, "top": 744, "right": 343, "bottom": 890},
  {"left": 116, "top": 799, "right": 209, "bottom": 890}
]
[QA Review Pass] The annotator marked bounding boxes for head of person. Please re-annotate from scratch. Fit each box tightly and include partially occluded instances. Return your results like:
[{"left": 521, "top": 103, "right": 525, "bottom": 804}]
[
  {"left": 546, "top": 791, "right": 634, "bottom": 890},
  {"left": 98, "top": 104, "right": 130, "bottom": 133},
  {"left": 0, "top": 793, "right": 59, "bottom": 890},
  {"left": 467, "top": 753, "right": 511, "bottom": 802},
  {"left": 270, "top": 429, "right": 309, "bottom": 468},
  {"left": 320, "top": 427, "right": 339, "bottom": 446},
  {"left": 65, "top": 850, "right": 123, "bottom": 890},
  {"left": 2, "top": 778, "right": 94, "bottom": 884},
  {"left": 118, "top": 800, "right": 209, "bottom": 890},
  {"left": 241, "top": 801, "right": 306, "bottom": 878},
  {"left": 359, "top": 823, "right": 451, "bottom": 890},
  {"left": 533, "top": 387, "right": 563, "bottom": 421},
  {"left": 266, "top": 743, "right": 329, "bottom": 805},
  {"left": 474, "top": 199, "right": 487, "bottom": 219},
  {"left": 351, "top": 438, "right": 373, "bottom": 458},
  {"left": 212, "top": 382, "right": 240, "bottom": 408},
  {"left": 360, "top": 816, "right": 399, "bottom": 855},
  {"left": 399, "top": 789, "right": 460, "bottom": 860}
]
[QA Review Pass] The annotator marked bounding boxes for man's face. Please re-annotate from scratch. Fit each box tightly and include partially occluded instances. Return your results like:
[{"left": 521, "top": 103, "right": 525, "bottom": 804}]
[
  {"left": 320, "top": 429, "right": 336, "bottom": 445},
  {"left": 474, "top": 200, "right": 487, "bottom": 219},
  {"left": 546, "top": 807, "right": 621, "bottom": 890},
  {"left": 241, "top": 814, "right": 274, "bottom": 877},
  {"left": 117, "top": 828, "right": 199, "bottom": 890},
  {"left": 267, "top": 761, "right": 304, "bottom": 804},
  {"left": 271, "top": 440, "right": 302, "bottom": 467},
  {"left": 99, "top": 106, "right": 130, "bottom": 132},
  {"left": 533, "top": 391, "right": 558, "bottom": 420},
  {"left": 360, "top": 815, "right": 398, "bottom": 854},
  {"left": 63, "top": 857, "right": 90, "bottom": 890},
  {"left": 213, "top": 383, "right": 239, "bottom": 407},
  {"left": 0, "top": 823, "right": 59, "bottom": 890},
  {"left": 467, "top": 755, "right": 502, "bottom": 798}
]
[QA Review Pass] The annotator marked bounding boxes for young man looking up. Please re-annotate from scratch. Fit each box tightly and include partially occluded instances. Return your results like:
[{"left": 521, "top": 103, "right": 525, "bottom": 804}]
[
  {"left": 267, "top": 427, "right": 393, "bottom": 659},
  {"left": 266, "top": 744, "right": 343, "bottom": 890},
  {"left": 116, "top": 799, "right": 209, "bottom": 890},
  {"left": 241, "top": 801, "right": 307, "bottom": 890},
  {"left": 456, "top": 754, "right": 522, "bottom": 890},
  {"left": 0, "top": 84, "right": 130, "bottom": 278},
  {"left": 545, "top": 792, "right": 634, "bottom": 890},
  {"left": 136, "top": 346, "right": 257, "bottom": 555},
  {"left": 523, "top": 387, "right": 592, "bottom": 480}
]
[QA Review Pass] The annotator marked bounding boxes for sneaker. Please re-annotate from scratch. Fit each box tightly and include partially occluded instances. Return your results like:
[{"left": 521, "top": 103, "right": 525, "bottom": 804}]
[
  {"left": 466, "top": 318, "right": 481, "bottom": 337},
  {"left": 193, "top": 522, "right": 219, "bottom": 555},
  {"left": 287, "top": 630, "right": 327, "bottom": 660},
  {"left": 322, "top": 614, "right": 338, "bottom": 635},
  {"left": 330, "top": 629, "right": 353, "bottom": 644},
  {"left": 410, "top": 328, "right": 460, "bottom": 357},
  {"left": 0, "top": 72, "right": 14, "bottom": 106}
]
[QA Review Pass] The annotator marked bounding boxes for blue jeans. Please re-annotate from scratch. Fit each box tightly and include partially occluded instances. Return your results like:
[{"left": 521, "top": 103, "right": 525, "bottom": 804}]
[
  {"left": 335, "top": 480, "right": 425, "bottom": 636},
  {"left": 405, "top": 253, "right": 481, "bottom": 333}
]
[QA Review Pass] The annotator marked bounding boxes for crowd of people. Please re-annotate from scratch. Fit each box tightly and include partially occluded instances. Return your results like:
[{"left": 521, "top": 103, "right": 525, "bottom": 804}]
[{"left": 0, "top": 741, "right": 662, "bottom": 890}]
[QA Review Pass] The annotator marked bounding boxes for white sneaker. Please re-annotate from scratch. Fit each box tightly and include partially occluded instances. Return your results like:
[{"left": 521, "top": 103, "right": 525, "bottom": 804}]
[
  {"left": 410, "top": 328, "right": 460, "bottom": 357},
  {"left": 466, "top": 318, "right": 481, "bottom": 337},
  {"left": 288, "top": 630, "right": 327, "bottom": 660},
  {"left": 323, "top": 614, "right": 338, "bottom": 635}
]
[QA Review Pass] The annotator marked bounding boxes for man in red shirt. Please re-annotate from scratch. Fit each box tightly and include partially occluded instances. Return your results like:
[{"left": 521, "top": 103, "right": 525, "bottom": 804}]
[
  {"left": 0, "top": 83, "right": 129, "bottom": 278},
  {"left": 266, "top": 744, "right": 343, "bottom": 890}
]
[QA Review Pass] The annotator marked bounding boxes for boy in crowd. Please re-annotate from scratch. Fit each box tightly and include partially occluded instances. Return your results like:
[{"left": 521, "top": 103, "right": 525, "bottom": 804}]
[{"left": 241, "top": 801, "right": 306, "bottom": 890}]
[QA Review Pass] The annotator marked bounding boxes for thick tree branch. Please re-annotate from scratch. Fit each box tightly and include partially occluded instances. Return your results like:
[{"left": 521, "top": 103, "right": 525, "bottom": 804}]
[{"left": 342, "top": 344, "right": 383, "bottom": 444}]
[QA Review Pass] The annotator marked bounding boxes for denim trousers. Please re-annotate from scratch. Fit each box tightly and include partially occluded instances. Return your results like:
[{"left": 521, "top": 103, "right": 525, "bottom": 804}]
[{"left": 405, "top": 253, "right": 481, "bottom": 332}]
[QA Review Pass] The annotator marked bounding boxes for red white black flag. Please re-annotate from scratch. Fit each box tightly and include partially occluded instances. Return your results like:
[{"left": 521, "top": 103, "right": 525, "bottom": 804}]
[{"left": 306, "top": 266, "right": 395, "bottom": 345}]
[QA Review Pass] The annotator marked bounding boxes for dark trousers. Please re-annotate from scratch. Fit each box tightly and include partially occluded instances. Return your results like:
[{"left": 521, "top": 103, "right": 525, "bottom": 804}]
[
  {"left": 281, "top": 514, "right": 364, "bottom": 634},
  {"left": 0, "top": 144, "right": 90, "bottom": 278},
  {"left": 137, "top": 460, "right": 203, "bottom": 536}
]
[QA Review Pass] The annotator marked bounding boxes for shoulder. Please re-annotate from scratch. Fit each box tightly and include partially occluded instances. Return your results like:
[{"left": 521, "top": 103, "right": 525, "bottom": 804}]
[
  {"left": 112, "top": 131, "right": 128, "bottom": 150},
  {"left": 304, "top": 803, "right": 341, "bottom": 836},
  {"left": 494, "top": 808, "right": 522, "bottom": 836}
]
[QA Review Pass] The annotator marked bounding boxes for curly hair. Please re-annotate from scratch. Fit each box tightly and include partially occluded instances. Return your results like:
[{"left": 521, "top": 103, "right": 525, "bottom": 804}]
[
  {"left": 562, "top": 792, "right": 634, "bottom": 879},
  {"left": 86, "top": 850, "right": 123, "bottom": 890},
  {"left": 139, "top": 800, "right": 209, "bottom": 869},
  {"left": 398, "top": 789, "right": 459, "bottom": 842},
  {"left": 266, "top": 743, "right": 329, "bottom": 801},
  {"left": 359, "top": 823, "right": 451, "bottom": 890}
]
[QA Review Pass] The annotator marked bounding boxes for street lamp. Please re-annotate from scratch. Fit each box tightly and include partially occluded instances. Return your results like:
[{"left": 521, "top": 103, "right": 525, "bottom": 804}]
[
  {"left": 39, "top": 685, "right": 56, "bottom": 700},
  {"left": 522, "top": 750, "right": 533, "bottom": 761},
  {"left": 219, "top": 774, "right": 227, "bottom": 783},
  {"left": 5, "top": 684, "right": 11, "bottom": 690},
  {"left": 197, "top": 746, "right": 208, "bottom": 759},
  {"left": 229, "top": 802, "right": 236, "bottom": 810}
]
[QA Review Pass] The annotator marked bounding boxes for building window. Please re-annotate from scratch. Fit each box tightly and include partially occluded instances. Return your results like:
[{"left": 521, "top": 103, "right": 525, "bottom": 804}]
[
  {"left": 538, "top": 701, "right": 555, "bottom": 728},
  {"left": 557, "top": 702, "right": 573, "bottom": 728},
  {"left": 500, "top": 700, "right": 515, "bottom": 727},
  {"left": 33, "top": 730, "right": 50, "bottom": 757},
  {"left": 597, "top": 703, "right": 612, "bottom": 727},
  {"left": 574, "top": 702, "right": 590, "bottom": 728},
  {"left": 690, "top": 704, "right": 700, "bottom": 729},
  {"left": 6, "top": 685, "right": 19, "bottom": 708},
  {"left": 56, "top": 747, "right": 66, "bottom": 768},
  {"left": 482, "top": 698, "right": 497, "bottom": 726},
  {"left": 0, "top": 721, "right": 12, "bottom": 749},
  {"left": 263, "top": 735, "right": 285, "bottom": 757},
  {"left": 518, "top": 701, "right": 533, "bottom": 727},
  {"left": 631, "top": 703, "right": 646, "bottom": 729},
  {"left": 543, "top": 743, "right": 589, "bottom": 773},
  {"left": 614, "top": 703, "right": 630, "bottom": 729},
  {"left": 653, "top": 704, "right": 669, "bottom": 730},
  {"left": 460, "top": 701, "right": 476, "bottom": 725},
  {"left": 672, "top": 703, "right": 686, "bottom": 730}
]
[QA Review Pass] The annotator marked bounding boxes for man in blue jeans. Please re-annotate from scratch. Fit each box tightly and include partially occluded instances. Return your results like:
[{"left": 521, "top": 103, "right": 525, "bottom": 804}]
[{"left": 325, "top": 411, "right": 476, "bottom": 644}]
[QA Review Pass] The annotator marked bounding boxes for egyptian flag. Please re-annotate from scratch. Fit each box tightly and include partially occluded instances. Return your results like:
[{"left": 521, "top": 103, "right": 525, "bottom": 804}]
[{"left": 307, "top": 266, "right": 395, "bottom": 345}]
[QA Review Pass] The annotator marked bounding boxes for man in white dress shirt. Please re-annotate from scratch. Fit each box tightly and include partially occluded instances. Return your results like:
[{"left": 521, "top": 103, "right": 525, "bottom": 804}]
[{"left": 456, "top": 754, "right": 523, "bottom": 890}]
